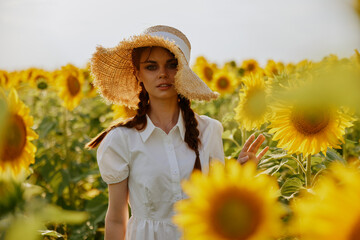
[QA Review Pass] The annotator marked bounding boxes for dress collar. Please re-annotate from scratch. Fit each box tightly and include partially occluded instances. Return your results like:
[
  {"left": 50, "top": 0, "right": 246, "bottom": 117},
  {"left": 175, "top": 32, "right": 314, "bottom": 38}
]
[{"left": 140, "top": 110, "right": 185, "bottom": 142}]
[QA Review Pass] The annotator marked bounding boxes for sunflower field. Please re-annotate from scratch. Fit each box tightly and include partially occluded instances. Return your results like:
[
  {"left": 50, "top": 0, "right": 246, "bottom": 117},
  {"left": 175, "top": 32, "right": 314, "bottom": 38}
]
[{"left": 1, "top": 46, "right": 360, "bottom": 240}]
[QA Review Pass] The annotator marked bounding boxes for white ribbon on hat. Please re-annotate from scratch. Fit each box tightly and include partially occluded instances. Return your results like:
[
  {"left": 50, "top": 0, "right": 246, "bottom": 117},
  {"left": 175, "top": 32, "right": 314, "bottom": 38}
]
[{"left": 148, "top": 31, "right": 191, "bottom": 64}]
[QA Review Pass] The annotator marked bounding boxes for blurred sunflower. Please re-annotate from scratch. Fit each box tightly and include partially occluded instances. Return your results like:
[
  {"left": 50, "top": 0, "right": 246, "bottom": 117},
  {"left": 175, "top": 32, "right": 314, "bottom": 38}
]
[
  {"left": 173, "top": 160, "right": 285, "bottom": 240},
  {"left": 268, "top": 101, "right": 354, "bottom": 157},
  {"left": 290, "top": 162, "right": 360, "bottom": 240},
  {"left": 264, "top": 60, "right": 284, "bottom": 77},
  {"left": 20, "top": 68, "right": 38, "bottom": 85},
  {"left": 295, "top": 59, "right": 313, "bottom": 73},
  {"left": 27, "top": 68, "right": 53, "bottom": 90},
  {"left": 211, "top": 68, "right": 238, "bottom": 95},
  {"left": 285, "top": 63, "right": 296, "bottom": 74},
  {"left": 0, "top": 70, "right": 10, "bottom": 88},
  {"left": 351, "top": 49, "right": 360, "bottom": 65},
  {"left": 55, "top": 64, "right": 84, "bottom": 111},
  {"left": 111, "top": 104, "right": 137, "bottom": 120},
  {"left": 82, "top": 62, "right": 97, "bottom": 98},
  {"left": 235, "top": 74, "right": 271, "bottom": 131},
  {"left": 241, "top": 59, "right": 262, "bottom": 76},
  {"left": 192, "top": 56, "right": 218, "bottom": 87},
  {"left": 0, "top": 70, "right": 21, "bottom": 90},
  {"left": 0, "top": 88, "right": 38, "bottom": 175},
  {"left": 355, "top": 0, "right": 360, "bottom": 16}
]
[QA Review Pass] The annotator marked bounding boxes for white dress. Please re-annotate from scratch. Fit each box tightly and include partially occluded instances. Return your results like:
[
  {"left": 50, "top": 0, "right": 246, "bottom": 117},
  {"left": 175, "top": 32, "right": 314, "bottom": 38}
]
[{"left": 97, "top": 111, "right": 224, "bottom": 240}]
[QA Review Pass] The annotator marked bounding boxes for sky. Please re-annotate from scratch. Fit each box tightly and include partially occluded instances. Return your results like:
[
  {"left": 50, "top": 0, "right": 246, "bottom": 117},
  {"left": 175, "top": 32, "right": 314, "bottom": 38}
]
[{"left": 0, "top": 0, "right": 359, "bottom": 71}]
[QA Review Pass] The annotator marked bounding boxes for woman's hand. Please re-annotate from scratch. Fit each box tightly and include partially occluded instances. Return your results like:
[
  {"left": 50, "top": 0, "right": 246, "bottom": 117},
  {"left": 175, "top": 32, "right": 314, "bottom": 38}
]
[{"left": 237, "top": 134, "right": 269, "bottom": 165}]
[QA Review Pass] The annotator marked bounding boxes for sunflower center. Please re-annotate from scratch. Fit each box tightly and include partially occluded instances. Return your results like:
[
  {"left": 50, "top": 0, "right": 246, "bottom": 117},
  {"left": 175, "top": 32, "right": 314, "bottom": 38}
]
[
  {"left": 27, "top": 70, "right": 34, "bottom": 80},
  {"left": 271, "top": 68, "right": 278, "bottom": 75},
  {"left": 349, "top": 216, "right": 360, "bottom": 240},
  {"left": 211, "top": 188, "right": 262, "bottom": 240},
  {"left": 67, "top": 75, "right": 81, "bottom": 96},
  {"left": 291, "top": 106, "right": 330, "bottom": 135},
  {"left": 217, "top": 77, "right": 230, "bottom": 89},
  {"left": 1, "top": 114, "right": 27, "bottom": 162},
  {"left": 4, "top": 74, "right": 9, "bottom": 84},
  {"left": 35, "top": 75, "right": 48, "bottom": 89},
  {"left": 247, "top": 63, "right": 255, "bottom": 72},
  {"left": 203, "top": 66, "right": 213, "bottom": 81},
  {"left": 244, "top": 90, "right": 267, "bottom": 119}
]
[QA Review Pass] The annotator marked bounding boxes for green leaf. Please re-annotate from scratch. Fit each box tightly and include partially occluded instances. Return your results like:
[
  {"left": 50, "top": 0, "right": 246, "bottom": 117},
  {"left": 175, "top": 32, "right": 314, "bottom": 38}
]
[
  {"left": 222, "top": 130, "right": 233, "bottom": 140},
  {"left": 37, "top": 116, "right": 57, "bottom": 139},
  {"left": 280, "top": 177, "right": 303, "bottom": 197},
  {"left": 323, "top": 148, "right": 345, "bottom": 163},
  {"left": 39, "top": 230, "right": 64, "bottom": 238}
]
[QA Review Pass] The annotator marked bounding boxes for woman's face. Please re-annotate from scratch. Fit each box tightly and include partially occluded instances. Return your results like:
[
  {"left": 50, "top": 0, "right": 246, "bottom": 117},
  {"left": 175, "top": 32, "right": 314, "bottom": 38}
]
[{"left": 136, "top": 47, "right": 178, "bottom": 102}]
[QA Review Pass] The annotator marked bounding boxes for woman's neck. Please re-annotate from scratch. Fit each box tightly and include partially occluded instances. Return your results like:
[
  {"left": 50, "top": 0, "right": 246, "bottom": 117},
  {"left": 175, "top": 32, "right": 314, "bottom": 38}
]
[{"left": 148, "top": 98, "right": 180, "bottom": 134}]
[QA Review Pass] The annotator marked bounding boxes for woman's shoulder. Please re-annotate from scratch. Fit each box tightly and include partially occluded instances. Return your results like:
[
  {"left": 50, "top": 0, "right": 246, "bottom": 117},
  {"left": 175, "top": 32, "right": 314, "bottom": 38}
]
[
  {"left": 98, "top": 125, "right": 132, "bottom": 150},
  {"left": 195, "top": 113, "right": 223, "bottom": 132}
]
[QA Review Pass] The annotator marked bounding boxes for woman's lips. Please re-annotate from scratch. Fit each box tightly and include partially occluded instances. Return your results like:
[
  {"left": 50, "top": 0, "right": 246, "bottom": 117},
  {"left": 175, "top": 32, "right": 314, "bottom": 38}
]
[{"left": 157, "top": 83, "right": 173, "bottom": 90}]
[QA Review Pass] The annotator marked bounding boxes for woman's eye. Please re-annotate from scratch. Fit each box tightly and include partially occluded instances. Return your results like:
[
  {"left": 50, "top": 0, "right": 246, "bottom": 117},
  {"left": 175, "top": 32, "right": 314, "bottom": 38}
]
[
  {"left": 145, "top": 65, "right": 157, "bottom": 70},
  {"left": 168, "top": 62, "right": 178, "bottom": 69}
]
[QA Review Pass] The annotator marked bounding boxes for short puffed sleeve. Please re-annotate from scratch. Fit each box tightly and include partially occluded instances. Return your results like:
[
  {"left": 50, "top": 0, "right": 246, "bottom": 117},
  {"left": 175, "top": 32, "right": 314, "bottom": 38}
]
[
  {"left": 209, "top": 119, "right": 225, "bottom": 163},
  {"left": 96, "top": 127, "right": 130, "bottom": 184}
]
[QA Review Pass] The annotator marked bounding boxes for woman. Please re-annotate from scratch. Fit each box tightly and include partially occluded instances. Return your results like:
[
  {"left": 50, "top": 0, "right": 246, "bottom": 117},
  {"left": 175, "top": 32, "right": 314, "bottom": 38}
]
[{"left": 86, "top": 25, "right": 268, "bottom": 240}]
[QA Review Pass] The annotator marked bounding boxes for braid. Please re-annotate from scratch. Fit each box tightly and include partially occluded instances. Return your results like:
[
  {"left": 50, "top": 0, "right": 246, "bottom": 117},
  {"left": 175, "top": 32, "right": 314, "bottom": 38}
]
[
  {"left": 178, "top": 95, "right": 201, "bottom": 171},
  {"left": 85, "top": 84, "right": 149, "bottom": 149}
]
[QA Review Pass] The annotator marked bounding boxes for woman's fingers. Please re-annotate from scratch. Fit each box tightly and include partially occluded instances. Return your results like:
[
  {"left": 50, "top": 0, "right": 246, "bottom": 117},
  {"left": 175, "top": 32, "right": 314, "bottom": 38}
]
[
  {"left": 248, "top": 134, "right": 265, "bottom": 153},
  {"left": 241, "top": 134, "right": 255, "bottom": 153},
  {"left": 238, "top": 155, "right": 249, "bottom": 164},
  {"left": 256, "top": 146, "right": 269, "bottom": 160},
  {"left": 239, "top": 134, "right": 268, "bottom": 165}
]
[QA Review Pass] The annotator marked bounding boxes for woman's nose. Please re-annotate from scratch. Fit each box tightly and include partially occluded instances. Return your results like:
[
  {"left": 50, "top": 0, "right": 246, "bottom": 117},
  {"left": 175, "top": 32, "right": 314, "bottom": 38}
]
[{"left": 159, "top": 67, "right": 168, "bottom": 79}]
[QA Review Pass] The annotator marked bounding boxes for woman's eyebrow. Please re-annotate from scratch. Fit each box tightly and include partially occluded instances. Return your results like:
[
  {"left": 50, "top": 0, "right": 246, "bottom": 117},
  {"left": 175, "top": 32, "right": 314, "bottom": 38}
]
[
  {"left": 141, "top": 58, "right": 177, "bottom": 64},
  {"left": 141, "top": 60, "right": 157, "bottom": 64}
]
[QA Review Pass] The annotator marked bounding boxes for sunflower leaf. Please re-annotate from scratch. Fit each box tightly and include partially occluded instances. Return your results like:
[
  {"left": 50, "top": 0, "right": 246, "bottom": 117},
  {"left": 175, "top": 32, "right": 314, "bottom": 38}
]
[
  {"left": 280, "top": 177, "right": 303, "bottom": 197},
  {"left": 323, "top": 148, "right": 346, "bottom": 163}
]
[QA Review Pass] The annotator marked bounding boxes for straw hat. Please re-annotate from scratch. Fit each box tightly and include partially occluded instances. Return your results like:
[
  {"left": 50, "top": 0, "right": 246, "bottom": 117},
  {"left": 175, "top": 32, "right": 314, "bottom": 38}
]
[{"left": 91, "top": 25, "right": 219, "bottom": 108}]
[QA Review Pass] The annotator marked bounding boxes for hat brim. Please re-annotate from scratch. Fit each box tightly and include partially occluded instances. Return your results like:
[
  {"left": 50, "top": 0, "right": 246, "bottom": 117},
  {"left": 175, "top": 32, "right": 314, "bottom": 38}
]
[{"left": 91, "top": 34, "right": 218, "bottom": 108}]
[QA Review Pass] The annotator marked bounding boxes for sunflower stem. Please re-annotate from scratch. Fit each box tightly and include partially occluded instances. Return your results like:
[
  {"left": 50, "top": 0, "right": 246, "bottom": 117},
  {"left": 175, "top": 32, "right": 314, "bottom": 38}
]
[
  {"left": 241, "top": 128, "right": 247, "bottom": 146},
  {"left": 289, "top": 155, "right": 306, "bottom": 175},
  {"left": 228, "top": 137, "right": 242, "bottom": 149},
  {"left": 305, "top": 155, "right": 312, "bottom": 188}
]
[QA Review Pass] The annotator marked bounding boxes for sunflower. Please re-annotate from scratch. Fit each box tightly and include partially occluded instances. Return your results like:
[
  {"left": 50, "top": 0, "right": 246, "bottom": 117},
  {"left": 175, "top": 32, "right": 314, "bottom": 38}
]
[
  {"left": 241, "top": 59, "right": 262, "bottom": 76},
  {"left": 20, "top": 68, "right": 38, "bottom": 84},
  {"left": 173, "top": 160, "right": 285, "bottom": 240},
  {"left": 26, "top": 68, "right": 53, "bottom": 90},
  {"left": 0, "top": 70, "right": 20, "bottom": 89},
  {"left": 351, "top": 49, "right": 360, "bottom": 65},
  {"left": 111, "top": 104, "right": 137, "bottom": 120},
  {"left": 55, "top": 64, "right": 84, "bottom": 111},
  {"left": 268, "top": 99, "right": 354, "bottom": 157},
  {"left": 290, "top": 162, "right": 360, "bottom": 240},
  {"left": 285, "top": 63, "right": 296, "bottom": 74},
  {"left": 0, "top": 70, "right": 10, "bottom": 88},
  {"left": 235, "top": 74, "right": 271, "bottom": 131},
  {"left": 211, "top": 68, "right": 238, "bottom": 95},
  {"left": 264, "top": 60, "right": 284, "bottom": 77},
  {"left": 0, "top": 88, "right": 38, "bottom": 175},
  {"left": 294, "top": 59, "right": 313, "bottom": 73},
  {"left": 82, "top": 62, "right": 97, "bottom": 98},
  {"left": 192, "top": 56, "right": 218, "bottom": 87},
  {"left": 355, "top": 0, "right": 360, "bottom": 16}
]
